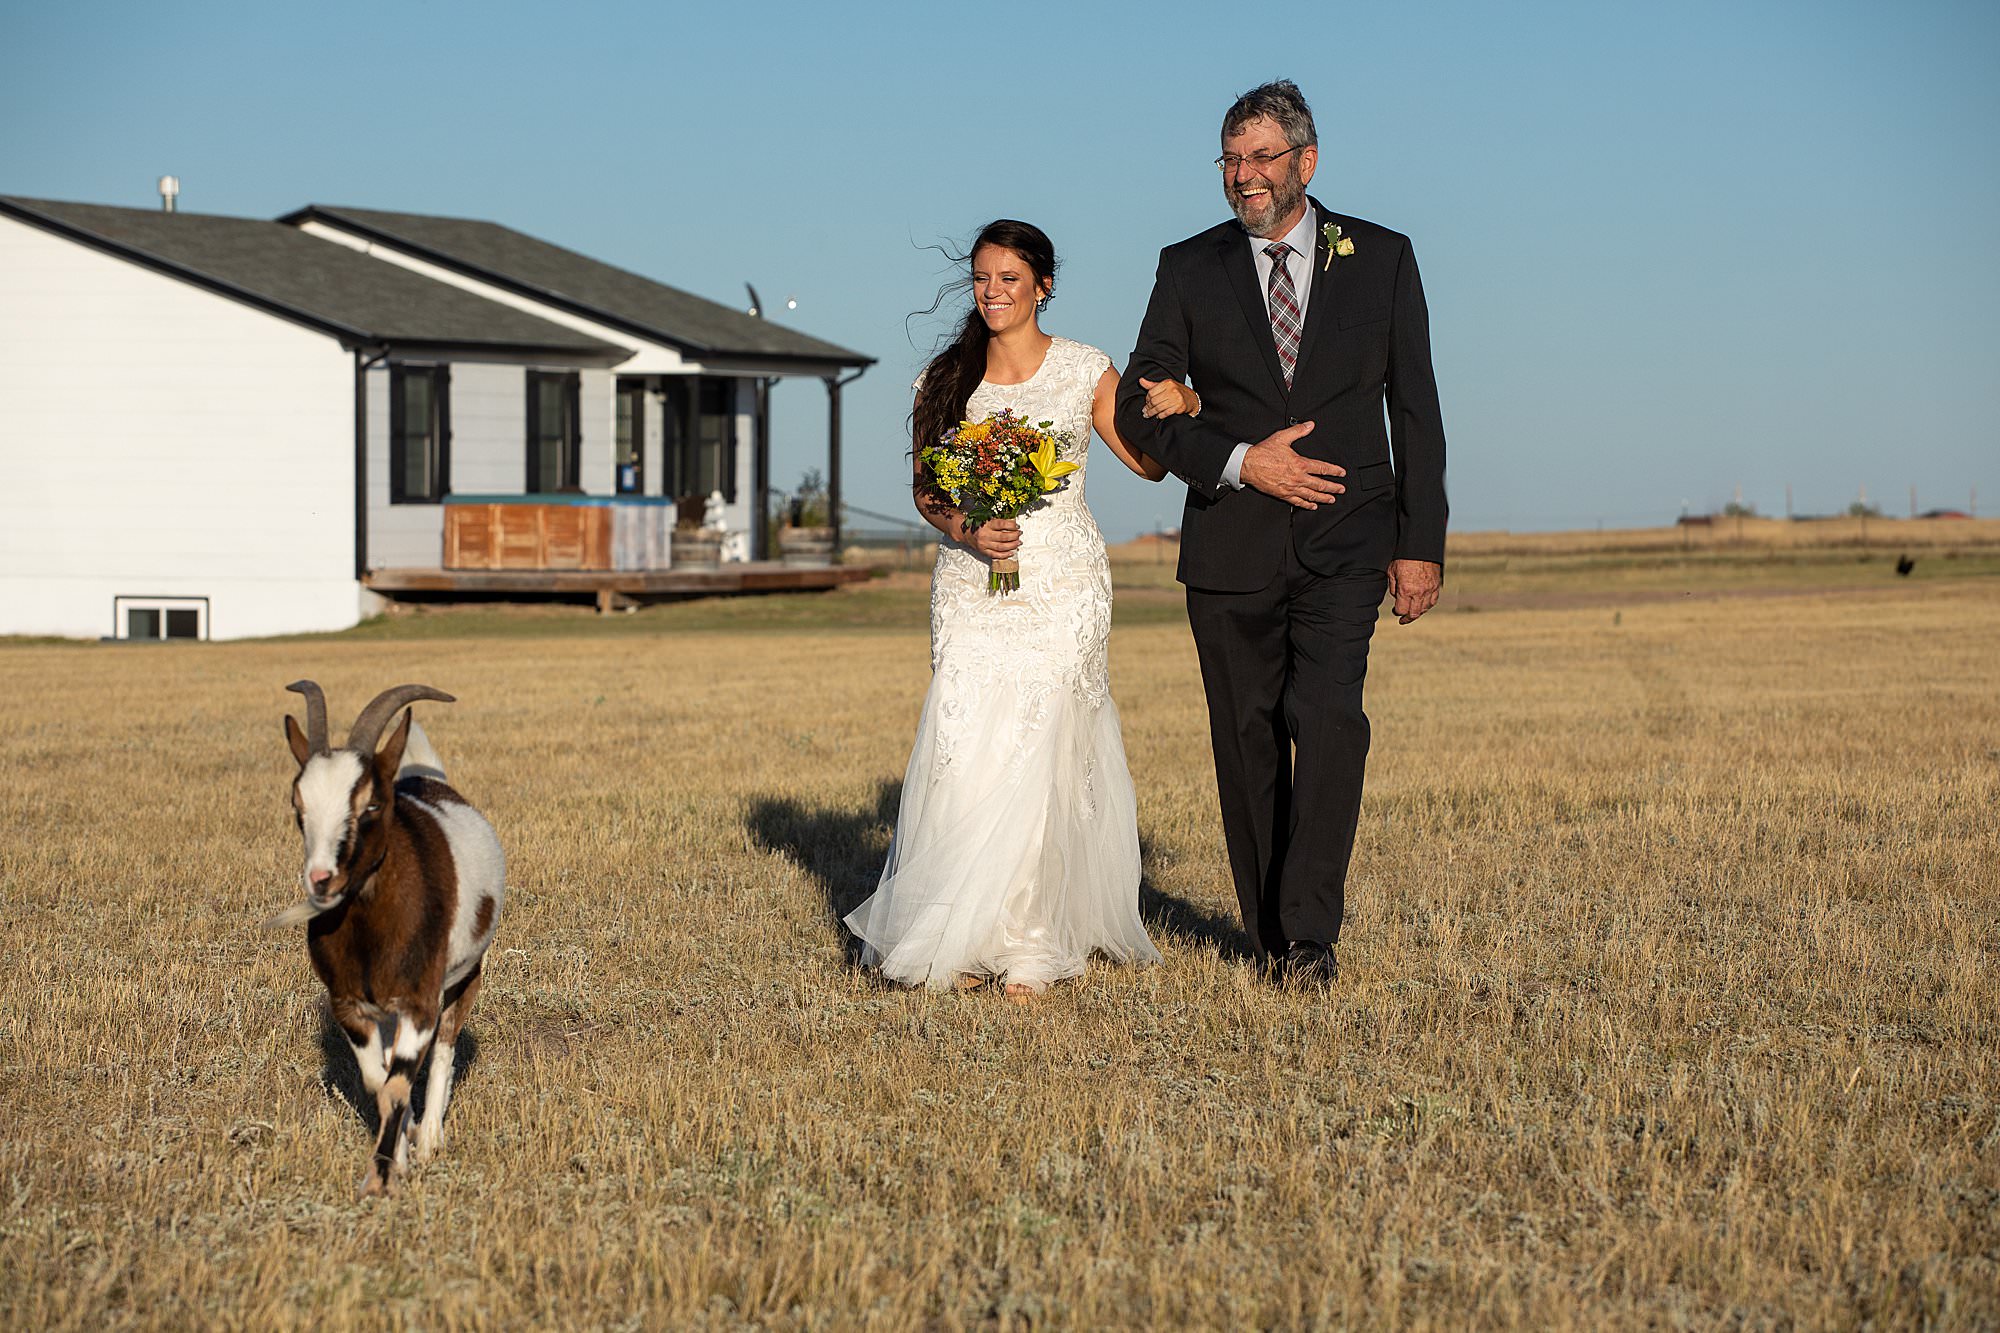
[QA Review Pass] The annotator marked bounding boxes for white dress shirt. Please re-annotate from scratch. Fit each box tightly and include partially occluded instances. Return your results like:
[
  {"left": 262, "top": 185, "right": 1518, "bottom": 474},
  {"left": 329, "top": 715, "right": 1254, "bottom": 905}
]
[{"left": 1220, "top": 206, "right": 1319, "bottom": 489}]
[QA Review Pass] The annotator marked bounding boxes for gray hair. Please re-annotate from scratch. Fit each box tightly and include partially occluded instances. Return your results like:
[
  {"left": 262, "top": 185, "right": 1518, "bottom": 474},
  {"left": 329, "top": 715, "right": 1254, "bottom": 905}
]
[{"left": 1221, "top": 80, "right": 1317, "bottom": 148}]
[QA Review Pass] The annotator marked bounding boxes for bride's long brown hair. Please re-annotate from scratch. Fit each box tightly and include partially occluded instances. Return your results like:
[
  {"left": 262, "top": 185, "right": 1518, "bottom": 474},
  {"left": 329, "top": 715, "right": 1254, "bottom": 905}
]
[{"left": 910, "top": 220, "right": 1058, "bottom": 465}]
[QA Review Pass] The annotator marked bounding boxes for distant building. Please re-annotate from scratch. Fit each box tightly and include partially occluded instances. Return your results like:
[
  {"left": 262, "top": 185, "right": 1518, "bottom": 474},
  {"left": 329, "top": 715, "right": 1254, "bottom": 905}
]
[{"left": 0, "top": 195, "right": 871, "bottom": 641}]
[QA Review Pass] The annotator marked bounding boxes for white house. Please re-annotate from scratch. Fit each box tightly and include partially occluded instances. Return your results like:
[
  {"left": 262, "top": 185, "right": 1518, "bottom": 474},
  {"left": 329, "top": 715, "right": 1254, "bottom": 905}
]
[{"left": 0, "top": 194, "right": 872, "bottom": 641}]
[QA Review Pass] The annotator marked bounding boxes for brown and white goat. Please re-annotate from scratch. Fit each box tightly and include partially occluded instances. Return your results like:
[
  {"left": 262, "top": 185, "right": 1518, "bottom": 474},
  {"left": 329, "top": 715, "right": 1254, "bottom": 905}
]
[{"left": 276, "top": 681, "right": 505, "bottom": 1197}]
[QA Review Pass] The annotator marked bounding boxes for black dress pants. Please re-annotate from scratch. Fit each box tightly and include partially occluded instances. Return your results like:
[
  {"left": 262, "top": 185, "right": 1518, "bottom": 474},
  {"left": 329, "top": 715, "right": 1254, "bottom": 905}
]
[{"left": 1185, "top": 523, "right": 1388, "bottom": 960}]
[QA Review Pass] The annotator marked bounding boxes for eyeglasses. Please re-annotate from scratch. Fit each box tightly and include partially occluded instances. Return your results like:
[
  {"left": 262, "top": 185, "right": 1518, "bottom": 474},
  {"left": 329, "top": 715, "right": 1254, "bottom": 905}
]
[{"left": 1215, "top": 146, "right": 1303, "bottom": 173}]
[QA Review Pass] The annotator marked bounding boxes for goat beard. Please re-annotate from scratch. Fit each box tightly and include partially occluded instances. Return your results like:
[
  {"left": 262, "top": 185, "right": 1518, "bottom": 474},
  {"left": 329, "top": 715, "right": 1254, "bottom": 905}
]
[{"left": 263, "top": 895, "right": 335, "bottom": 930}]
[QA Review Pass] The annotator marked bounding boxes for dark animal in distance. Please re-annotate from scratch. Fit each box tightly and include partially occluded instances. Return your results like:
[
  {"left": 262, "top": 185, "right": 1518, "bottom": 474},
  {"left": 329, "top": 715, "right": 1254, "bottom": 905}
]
[
  {"left": 275, "top": 681, "right": 505, "bottom": 1197},
  {"left": 1896, "top": 554, "right": 1916, "bottom": 577}
]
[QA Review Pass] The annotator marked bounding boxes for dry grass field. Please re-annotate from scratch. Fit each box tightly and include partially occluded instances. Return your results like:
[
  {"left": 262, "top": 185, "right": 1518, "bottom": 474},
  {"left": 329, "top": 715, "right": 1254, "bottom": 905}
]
[
  {"left": 3, "top": 529, "right": 1998, "bottom": 1330},
  {"left": 1444, "top": 513, "right": 2000, "bottom": 558}
]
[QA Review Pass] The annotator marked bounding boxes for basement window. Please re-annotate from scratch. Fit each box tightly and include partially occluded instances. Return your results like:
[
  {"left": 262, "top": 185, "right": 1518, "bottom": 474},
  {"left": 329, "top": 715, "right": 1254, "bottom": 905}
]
[{"left": 114, "top": 596, "right": 208, "bottom": 641}]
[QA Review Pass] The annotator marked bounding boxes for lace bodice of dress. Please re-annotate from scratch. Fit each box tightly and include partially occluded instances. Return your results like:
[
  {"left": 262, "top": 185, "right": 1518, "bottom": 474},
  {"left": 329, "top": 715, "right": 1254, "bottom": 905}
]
[{"left": 965, "top": 336, "right": 1103, "bottom": 518}]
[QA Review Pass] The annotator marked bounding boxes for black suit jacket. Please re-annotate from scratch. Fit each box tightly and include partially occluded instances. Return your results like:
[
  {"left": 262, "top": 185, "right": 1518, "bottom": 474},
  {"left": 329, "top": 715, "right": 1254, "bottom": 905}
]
[{"left": 1116, "top": 199, "right": 1447, "bottom": 592}]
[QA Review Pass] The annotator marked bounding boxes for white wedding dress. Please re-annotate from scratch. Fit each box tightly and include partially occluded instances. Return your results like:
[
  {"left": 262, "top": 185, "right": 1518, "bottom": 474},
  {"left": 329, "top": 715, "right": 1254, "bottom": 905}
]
[{"left": 845, "top": 337, "right": 1161, "bottom": 991}]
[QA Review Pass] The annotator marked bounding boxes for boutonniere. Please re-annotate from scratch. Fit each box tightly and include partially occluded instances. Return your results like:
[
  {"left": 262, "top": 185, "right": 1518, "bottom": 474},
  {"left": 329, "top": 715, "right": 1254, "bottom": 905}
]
[{"left": 1321, "top": 222, "right": 1356, "bottom": 270}]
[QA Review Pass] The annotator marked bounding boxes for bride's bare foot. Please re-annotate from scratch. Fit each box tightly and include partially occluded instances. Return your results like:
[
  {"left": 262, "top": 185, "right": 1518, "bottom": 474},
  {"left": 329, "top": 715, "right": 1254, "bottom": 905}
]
[
  {"left": 1002, "top": 982, "right": 1037, "bottom": 1005},
  {"left": 955, "top": 973, "right": 989, "bottom": 992}
]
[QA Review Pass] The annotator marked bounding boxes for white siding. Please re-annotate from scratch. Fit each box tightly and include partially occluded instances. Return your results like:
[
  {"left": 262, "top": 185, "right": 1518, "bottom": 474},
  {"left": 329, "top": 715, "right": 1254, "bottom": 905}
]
[
  {"left": 449, "top": 363, "right": 527, "bottom": 495},
  {"left": 641, "top": 380, "right": 664, "bottom": 497},
  {"left": 363, "top": 363, "right": 439, "bottom": 569},
  {"left": 579, "top": 368, "right": 612, "bottom": 496},
  {"left": 0, "top": 215, "right": 361, "bottom": 640}
]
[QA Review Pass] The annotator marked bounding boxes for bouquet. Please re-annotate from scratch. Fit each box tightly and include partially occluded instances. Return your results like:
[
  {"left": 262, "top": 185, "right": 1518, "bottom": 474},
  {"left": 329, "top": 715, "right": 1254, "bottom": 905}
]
[{"left": 919, "top": 408, "right": 1078, "bottom": 592}]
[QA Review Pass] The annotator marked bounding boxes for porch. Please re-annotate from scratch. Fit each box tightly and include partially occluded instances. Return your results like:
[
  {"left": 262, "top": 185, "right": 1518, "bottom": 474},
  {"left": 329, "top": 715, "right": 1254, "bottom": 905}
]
[
  {"left": 364, "top": 561, "right": 869, "bottom": 613},
  {"left": 360, "top": 494, "right": 868, "bottom": 612}
]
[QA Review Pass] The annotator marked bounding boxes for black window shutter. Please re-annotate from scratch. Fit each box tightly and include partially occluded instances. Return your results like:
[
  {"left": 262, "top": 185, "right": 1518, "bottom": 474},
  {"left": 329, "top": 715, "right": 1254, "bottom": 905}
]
[
  {"left": 388, "top": 365, "right": 407, "bottom": 504},
  {"left": 436, "top": 365, "right": 453, "bottom": 499},
  {"left": 566, "top": 372, "right": 582, "bottom": 490},
  {"left": 524, "top": 370, "right": 540, "bottom": 494}
]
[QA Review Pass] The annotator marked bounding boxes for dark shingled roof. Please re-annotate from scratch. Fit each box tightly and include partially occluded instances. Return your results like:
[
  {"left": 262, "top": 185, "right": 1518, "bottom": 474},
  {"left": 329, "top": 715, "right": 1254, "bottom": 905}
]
[
  {"left": 0, "top": 196, "right": 630, "bottom": 361},
  {"left": 281, "top": 204, "right": 872, "bottom": 369}
]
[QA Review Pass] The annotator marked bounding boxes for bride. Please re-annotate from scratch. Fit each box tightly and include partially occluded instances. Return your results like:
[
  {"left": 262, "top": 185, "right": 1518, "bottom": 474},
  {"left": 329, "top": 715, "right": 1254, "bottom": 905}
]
[{"left": 844, "top": 220, "right": 1199, "bottom": 1001}]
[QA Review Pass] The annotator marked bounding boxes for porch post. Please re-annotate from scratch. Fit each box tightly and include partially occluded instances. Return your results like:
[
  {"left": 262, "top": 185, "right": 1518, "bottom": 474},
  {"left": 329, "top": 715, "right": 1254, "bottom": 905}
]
[
  {"left": 354, "top": 351, "right": 368, "bottom": 581},
  {"left": 752, "top": 376, "right": 772, "bottom": 560},
  {"left": 824, "top": 375, "right": 843, "bottom": 558},
  {"left": 353, "top": 346, "right": 391, "bottom": 581},
  {"left": 825, "top": 367, "right": 867, "bottom": 561}
]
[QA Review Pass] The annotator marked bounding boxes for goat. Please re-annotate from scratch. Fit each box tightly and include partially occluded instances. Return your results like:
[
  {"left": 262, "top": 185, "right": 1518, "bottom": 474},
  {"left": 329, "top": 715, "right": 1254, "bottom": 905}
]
[{"left": 275, "top": 681, "right": 505, "bottom": 1197}]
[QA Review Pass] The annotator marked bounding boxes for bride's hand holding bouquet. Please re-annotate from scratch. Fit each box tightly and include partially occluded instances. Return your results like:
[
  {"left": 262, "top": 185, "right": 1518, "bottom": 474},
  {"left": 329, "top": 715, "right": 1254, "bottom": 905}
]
[{"left": 960, "top": 514, "right": 1020, "bottom": 566}]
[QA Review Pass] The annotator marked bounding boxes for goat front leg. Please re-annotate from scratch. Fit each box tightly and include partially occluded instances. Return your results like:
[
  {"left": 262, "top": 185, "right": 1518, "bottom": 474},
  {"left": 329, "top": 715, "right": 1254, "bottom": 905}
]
[
  {"left": 360, "top": 1013, "right": 436, "bottom": 1198},
  {"left": 414, "top": 967, "right": 482, "bottom": 1164}
]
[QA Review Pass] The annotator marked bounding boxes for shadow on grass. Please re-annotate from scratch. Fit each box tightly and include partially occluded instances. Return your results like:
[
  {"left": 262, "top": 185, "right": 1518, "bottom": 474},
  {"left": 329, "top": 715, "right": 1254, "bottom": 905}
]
[
  {"left": 1137, "top": 832, "right": 1255, "bottom": 962},
  {"left": 747, "top": 780, "right": 902, "bottom": 967},
  {"left": 744, "top": 781, "right": 1253, "bottom": 967},
  {"left": 316, "top": 1007, "right": 482, "bottom": 1133}
]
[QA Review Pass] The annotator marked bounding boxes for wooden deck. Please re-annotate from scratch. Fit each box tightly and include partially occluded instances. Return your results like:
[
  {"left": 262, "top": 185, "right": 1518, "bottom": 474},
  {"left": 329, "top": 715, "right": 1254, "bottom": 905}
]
[{"left": 364, "top": 562, "right": 870, "bottom": 611}]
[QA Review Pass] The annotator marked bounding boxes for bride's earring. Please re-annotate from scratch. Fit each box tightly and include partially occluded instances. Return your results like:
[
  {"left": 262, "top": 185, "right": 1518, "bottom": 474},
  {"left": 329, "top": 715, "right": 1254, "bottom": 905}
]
[{"left": 1036, "top": 294, "right": 1050, "bottom": 313}]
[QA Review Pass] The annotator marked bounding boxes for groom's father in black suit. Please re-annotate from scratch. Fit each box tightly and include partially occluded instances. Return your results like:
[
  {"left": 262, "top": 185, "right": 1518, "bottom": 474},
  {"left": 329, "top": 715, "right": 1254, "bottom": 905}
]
[{"left": 1116, "top": 80, "right": 1447, "bottom": 985}]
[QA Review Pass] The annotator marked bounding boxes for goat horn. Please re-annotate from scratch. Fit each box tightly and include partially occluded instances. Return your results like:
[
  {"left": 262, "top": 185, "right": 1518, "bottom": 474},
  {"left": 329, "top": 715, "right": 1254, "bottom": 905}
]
[
  {"left": 345, "top": 684, "right": 456, "bottom": 756},
  {"left": 285, "top": 680, "right": 330, "bottom": 753}
]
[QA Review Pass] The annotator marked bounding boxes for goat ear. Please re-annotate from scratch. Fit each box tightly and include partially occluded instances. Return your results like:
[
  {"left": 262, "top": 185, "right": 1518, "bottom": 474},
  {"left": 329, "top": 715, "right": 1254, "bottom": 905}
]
[
  {"left": 373, "top": 708, "right": 414, "bottom": 786},
  {"left": 285, "top": 714, "right": 312, "bottom": 767}
]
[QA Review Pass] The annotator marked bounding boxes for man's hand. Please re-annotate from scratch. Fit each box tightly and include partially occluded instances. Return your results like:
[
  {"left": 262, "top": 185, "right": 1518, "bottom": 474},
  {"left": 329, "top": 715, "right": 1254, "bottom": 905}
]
[
  {"left": 1237, "top": 422, "right": 1344, "bottom": 509},
  {"left": 963, "top": 517, "right": 1021, "bottom": 561},
  {"left": 1387, "top": 559, "right": 1442, "bottom": 624}
]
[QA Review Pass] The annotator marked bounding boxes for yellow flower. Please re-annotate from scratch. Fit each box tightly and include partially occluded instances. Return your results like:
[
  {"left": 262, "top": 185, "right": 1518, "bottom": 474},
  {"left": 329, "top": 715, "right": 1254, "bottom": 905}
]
[{"left": 1028, "top": 432, "right": 1079, "bottom": 494}]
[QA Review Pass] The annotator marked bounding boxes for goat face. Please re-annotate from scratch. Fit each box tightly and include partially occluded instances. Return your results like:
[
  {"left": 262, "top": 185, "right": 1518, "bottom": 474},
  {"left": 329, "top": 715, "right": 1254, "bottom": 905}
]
[{"left": 286, "top": 710, "right": 414, "bottom": 909}]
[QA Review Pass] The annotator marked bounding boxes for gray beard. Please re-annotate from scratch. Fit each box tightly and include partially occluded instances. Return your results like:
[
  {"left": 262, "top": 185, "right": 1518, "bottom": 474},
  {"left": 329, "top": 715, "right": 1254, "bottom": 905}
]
[{"left": 1228, "top": 172, "right": 1306, "bottom": 238}]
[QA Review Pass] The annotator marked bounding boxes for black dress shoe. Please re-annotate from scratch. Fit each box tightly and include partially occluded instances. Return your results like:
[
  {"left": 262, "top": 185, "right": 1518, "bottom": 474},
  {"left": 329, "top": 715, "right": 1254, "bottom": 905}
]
[{"left": 1279, "top": 941, "right": 1338, "bottom": 989}]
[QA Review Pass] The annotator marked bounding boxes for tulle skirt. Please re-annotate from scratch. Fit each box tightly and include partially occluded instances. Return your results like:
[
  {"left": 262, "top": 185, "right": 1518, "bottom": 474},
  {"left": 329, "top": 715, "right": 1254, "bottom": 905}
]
[{"left": 844, "top": 664, "right": 1161, "bottom": 992}]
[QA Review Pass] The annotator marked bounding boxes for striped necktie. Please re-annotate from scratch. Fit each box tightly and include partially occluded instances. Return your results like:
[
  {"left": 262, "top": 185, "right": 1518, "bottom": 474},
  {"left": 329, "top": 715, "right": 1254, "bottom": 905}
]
[{"left": 1264, "top": 241, "right": 1301, "bottom": 388}]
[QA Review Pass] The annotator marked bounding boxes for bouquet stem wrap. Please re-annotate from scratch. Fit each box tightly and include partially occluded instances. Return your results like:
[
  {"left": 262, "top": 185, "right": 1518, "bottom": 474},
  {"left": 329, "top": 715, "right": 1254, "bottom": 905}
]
[{"left": 919, "top": 408, "right": 1078, "bottom": 597}]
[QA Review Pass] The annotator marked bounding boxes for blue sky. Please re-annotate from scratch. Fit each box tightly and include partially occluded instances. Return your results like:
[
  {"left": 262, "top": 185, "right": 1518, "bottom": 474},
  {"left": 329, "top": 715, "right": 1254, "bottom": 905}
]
[{"left": 4, "top": 0, "right": 1995, "bottom": 539}]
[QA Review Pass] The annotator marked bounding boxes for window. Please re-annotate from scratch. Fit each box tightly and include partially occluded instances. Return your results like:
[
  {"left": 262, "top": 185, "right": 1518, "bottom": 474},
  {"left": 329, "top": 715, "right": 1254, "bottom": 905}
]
[
  {"left": 615, "top": 378, "right": 645, "bottom": 495},
  {"left": 390, "top": 364, "right": 450, "bottom": 504},
  {"left": 697, "top": 378, "right": 738, "bottom": 503},
  {"left": 526, "top": 370, "right": 581, "bottom": 493},
  {"left": 661, "top": 377, "right": 738, "bottom": 503},
  {"left": 114, "top": 596, "right": 208, "bottom": 641}
]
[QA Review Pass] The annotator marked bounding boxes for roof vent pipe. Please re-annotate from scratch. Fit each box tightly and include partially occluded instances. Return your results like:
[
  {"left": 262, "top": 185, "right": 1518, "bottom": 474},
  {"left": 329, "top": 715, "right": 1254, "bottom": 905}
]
[{"left": 158, "top": 176, "right": 179, "bottom": 213}]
